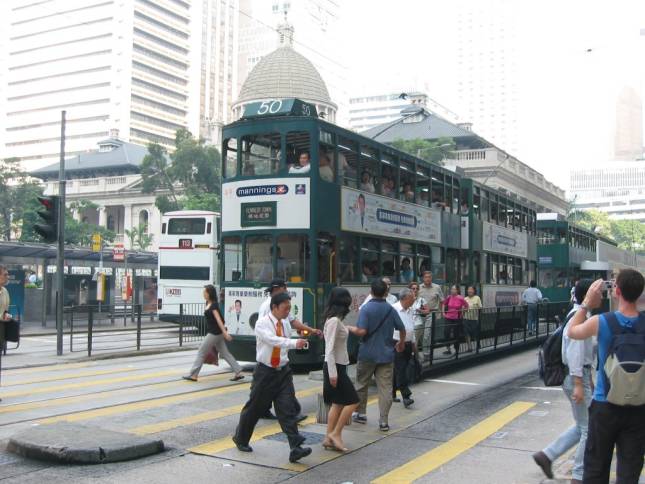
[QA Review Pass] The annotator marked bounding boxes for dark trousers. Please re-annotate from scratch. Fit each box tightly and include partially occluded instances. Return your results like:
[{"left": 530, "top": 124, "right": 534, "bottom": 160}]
[
  {"left": 583, "top": 400, "right": 645, "bottom": 483},
  {"left": 234, "top": 363, "right": 303, "bottom": 449},
  {"left": 393, "top": 342, "right": 413, "bottom": 399}
]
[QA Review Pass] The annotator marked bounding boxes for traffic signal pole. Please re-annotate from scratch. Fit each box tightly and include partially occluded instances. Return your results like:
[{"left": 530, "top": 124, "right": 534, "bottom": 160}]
[{"left": 56, "top": 110, "right": 66, "bottom": 356}]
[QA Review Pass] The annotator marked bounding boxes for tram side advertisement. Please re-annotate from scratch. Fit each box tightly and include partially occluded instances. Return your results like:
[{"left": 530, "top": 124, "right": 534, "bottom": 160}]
[
  {"left": 341, "top": 187, "right": 441, "bottom": 243},
  {"left": 224, "top": 287, "right": 304, "bottom": 336}
]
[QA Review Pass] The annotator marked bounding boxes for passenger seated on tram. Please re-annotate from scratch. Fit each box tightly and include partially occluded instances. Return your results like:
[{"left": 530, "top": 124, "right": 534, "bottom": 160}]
[
  {"left": 400, "top": 257, "right": 415, "bottom": 283},
  {"left": 289, "top": 151, "right": 311, "bottom": 173},
  {"left": 418, "top": 190, "right": 429, "bottom": 205},
  {"left": 361, "top": 260, "right": 375, "bottom": 283},
  {"left": 382, "top": 260, "right": 395, "bottom": 277},
  {"left": 381, "top": 177, "right": 395, "bottom": 197},
  {"left": 460, "top": 201, "right": 469, "bottom": 215},
  {"left": 401, "top": 183, "right": 415, "bottom": 202},
  {"left": 360, "top": 171, "right": 375, "bottom": 193},
  {"left": 432, "top": 191, "right": 446, "bottom": 210},
  {"left": 319, "top": 152, "right": 334, "bottom": 182}
]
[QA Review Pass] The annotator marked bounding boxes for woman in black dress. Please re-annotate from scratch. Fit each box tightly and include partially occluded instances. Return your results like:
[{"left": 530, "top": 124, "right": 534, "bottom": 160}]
[
  {"left": 183, "top": 285, "right": 244, "bottom": 382},
  {"left": 323, "top": 287, "right": 361, "bottom": 452}
]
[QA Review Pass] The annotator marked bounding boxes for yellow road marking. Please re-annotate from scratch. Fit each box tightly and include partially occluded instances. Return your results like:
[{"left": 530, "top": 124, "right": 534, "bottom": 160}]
[
  {"left": 38, "top": 381, "right": 250, "bottom": 424},
  {"left": 371, "top": 401, "right": 536, "bottom": 484},
  {"left": 1, "top": 369, "right": 186, "bottom": 399},
  {"left": 3, "top": 362, "right": 93, "bottom": 375},
  {"left": 3, "top": 367, "right": 137, "bottom": 387},
  {"left": 131, "top": 386, "right": 322, "bottom": 435},
  {"left": 0, "top": 371, "right": 232, "bottom": 417},
  {"left": 189, "top": 396, "right": 378, "bottom": 457}
]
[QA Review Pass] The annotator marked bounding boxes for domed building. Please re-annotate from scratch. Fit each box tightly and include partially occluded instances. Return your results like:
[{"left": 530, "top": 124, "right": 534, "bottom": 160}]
[{"left": 232, "top": 22, "right": 337, "bottom": 122}]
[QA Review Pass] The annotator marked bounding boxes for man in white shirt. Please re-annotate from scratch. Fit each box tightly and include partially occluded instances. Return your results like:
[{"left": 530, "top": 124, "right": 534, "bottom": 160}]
[
  {"left": 233, "top": 292, "right": 312, "bottom": 463},
  {"left": 392, "top": 288, "right": 417, "bottom": 408},
  {"left": 522, "top": 280, "right": 543, "bottom": 335},
  {"left": 360, "top": 277, "right": 398, "bottom": 309},
  {"left": 288, "top": 152, "right": 311, "bottom": 174},
  {"left": 533, "top": 279, "right": 595, "bottom": 483},
  {"left": 258, "top": 279, "right": 320, "bottom": 421}
]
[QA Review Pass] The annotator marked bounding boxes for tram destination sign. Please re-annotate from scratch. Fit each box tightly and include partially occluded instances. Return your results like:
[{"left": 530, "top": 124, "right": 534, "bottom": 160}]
[
  {"left": 241, "top": 201, "right": 277, "bottom": 227},
  {"left": 242, "top": 98, "right": 318, "bottom": 119}
]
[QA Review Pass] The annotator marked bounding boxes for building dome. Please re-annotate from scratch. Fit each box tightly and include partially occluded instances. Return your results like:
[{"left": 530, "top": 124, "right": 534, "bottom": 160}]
[{"left": 233, "top": 21, "right": 337, "bottom": 121}]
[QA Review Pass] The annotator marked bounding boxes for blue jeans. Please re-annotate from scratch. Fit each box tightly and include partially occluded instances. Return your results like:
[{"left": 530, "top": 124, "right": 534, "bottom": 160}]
[
  {"left": 527, "top": 303, "right": 538, "bottom": 333},
  {"left": 543, "top": 370, "right": 593, "bottom": 480}
]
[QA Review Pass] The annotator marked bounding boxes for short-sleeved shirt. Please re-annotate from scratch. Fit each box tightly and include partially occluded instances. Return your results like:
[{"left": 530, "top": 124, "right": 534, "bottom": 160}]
[
  {"left": 204, "top": 302, "right": 222, "bottom": 335},
  {"left": 594, "top": 311, "right": 642, "bottom": 402},
  {"left": 418, "top": 283, "right": 443, "bottom": 311},
  {"left": 0, "top": 287, "right": 9, "bottom": 316},
  {"left": 357, "top": 298, "right": 404, "bottom": 364}
]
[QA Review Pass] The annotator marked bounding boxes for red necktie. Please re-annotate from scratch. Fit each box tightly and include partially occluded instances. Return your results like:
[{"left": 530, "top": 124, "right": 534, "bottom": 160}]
[{"left": 270, "top": 319, "right": 283, "bottom": 368}]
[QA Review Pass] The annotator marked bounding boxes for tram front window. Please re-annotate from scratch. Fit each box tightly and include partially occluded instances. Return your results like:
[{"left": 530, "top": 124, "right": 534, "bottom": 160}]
[
  {"left": 223, "top": 236, "right": 242, "bottom": 281},
  {"left": 241, "top": 133, "right": 280, "bottom": 176},
  {"left": 276, "top": 234, "right": 309, "bottom": 283},
  {"left": 245, "top": 235, "right": 273, "bottom": 282}
]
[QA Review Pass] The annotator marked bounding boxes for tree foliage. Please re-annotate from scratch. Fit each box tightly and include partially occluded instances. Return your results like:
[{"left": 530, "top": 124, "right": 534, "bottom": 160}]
[
  {"left": 64, "top": 200, "right": 116, "bottom": 247},
  {"left": 141, "top": 129, "right": 221, "bottom": 213},
  {"left": 390, "top": 137, "right": 455, "bottom": 164},
  {"left": 0, "top": 158, "right": 44, "bottom": 241},
  {"left": 125, "top": 224, "right": 154, "bottom": 251},
  {"left": 568, "top": 208, "right": 645, "bottom": 254}
]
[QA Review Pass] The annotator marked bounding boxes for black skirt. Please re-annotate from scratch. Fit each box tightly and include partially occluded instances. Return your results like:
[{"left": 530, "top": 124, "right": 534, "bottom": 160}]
[{"left": 323, "top": 363, "right": 359, "bottom": 406}]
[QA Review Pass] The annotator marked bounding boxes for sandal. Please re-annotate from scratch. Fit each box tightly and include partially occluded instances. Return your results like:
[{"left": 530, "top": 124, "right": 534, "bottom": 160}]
[
  {"left": 230, "top": 375, "right": 245, "bottom": 382},
  {"left": 182, "top": 376, "right": 198, "bottom": 382}
]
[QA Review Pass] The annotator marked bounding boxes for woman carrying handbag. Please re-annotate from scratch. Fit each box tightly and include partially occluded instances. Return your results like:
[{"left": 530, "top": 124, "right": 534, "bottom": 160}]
[{"left": 183, "top": 284, "right": 244, "bottom": 382}]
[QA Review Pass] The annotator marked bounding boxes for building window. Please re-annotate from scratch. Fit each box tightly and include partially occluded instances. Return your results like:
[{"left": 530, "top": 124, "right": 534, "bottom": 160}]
[{"left": 139, "top": 210, "right": 149, "bottom": 233}]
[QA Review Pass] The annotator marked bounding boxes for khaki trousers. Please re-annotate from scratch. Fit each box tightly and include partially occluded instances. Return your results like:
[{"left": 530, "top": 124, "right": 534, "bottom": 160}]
[{"left": 355, "top": 360, "right": 394, "bottom": 424}]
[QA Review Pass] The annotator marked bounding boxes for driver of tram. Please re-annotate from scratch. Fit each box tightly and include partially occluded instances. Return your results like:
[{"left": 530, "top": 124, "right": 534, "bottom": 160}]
[{"left": 289, "top": 151, "right": 311, "bottom": 174}]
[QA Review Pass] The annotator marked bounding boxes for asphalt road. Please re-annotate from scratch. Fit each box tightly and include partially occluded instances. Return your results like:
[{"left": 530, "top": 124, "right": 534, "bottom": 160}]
[{"left": 0, "top": 347, "right": 640, "bottom": 483}]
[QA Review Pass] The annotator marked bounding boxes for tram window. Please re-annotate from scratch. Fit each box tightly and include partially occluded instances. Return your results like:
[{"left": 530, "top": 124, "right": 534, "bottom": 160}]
[
  {"left": 276, "top": 234, "right": 309, "bottom": 282},
  {"left": 224, "top": 138, "right": 238, "bottom": 179},
  {"left": 400, "top": 160, "right": 415, "bottom": 203},
  {"left": 431, "top": 170, "right": 446, "bottom": 210},
  {"left": 522, "top": 260, "right": 529, "bottom": 285},
  {"left": 245, "top": 235, "right": 273, "bottom": 282},
  {"left": 480, "top": 191, "right": 489, "bottom": 221},
  {"left": 460, "top": 187, "right": 470, "bottom": 215},
  {"left": 222, "top": 236, "right": 242, "bottom": 282},
  {"left": 360, "top": 150, "right": 379, "bottom": 194},
  {"left": 381, "top": 240, "right": 397, "bottom": 280},
  {"left": 241, "top": 133, "right": 280, "bottom": 176},
  {"left": 360, "top": 251, "right": 379, "bottom": 283},
  {"left": 539, "top": 269, "right": 555, "bottom": 288},
  {"left": 506, "top": 260, "right": 513, "bottom": 285},
  {"left": 490, "top": 259, "right": 498, "bottom": 284},
  {"left": 417, "top": 244, "right": 431, "bottom": 275},
  {"left": 416, "top": 166, "right": 430, "bottom": 207},
  {"left": 473, "top": 252, "right": 481, "bottom": 283},
  {"left": 444, "top": 175, "right": 453, "bottom": 213},
  {"left": 451, "top": 178, "right": 460, "bottom": 215},
  {"left": 339, "top": 236, "right": 358, "bottom": 283},
  {"left": 317, "top": 233, "right": 335, "bottom": 283},
  {"left": 380, "top": 153, "right": 397, "bottom": 198},
  {"left": 338, "top": 136, "right": 358, "bottom": 188},
  {"left": 286, "top": 131, "right": 311, "bottom": 175},
  {"left": 490, "top": 198, "right": 498, "bottom": 224},
  {"left": 399, "top": 255, "right": 415, "bottom": 283},
  {"left": 499, "top": 200, "right": 507, "bottom": 226},
  {"left": 319, "top": 145, "right": 334, "bottom": 182}
]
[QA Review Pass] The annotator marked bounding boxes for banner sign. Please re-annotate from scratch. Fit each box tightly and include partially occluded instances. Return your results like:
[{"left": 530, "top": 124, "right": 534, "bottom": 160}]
[
  {"left": 482, "top": 222, "right": 528, "bottom": 258},
  {"left": 340, "top": 187, "right": 441, "bottom": 244},
  {"left": 482, "top": 284, "right": 526, "bottom": 308}
]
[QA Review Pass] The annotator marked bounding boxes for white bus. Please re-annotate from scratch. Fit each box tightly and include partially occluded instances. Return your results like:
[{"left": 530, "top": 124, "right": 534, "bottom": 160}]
[{"left": 157, "top": 210, "right": 219, "bottom": 321}]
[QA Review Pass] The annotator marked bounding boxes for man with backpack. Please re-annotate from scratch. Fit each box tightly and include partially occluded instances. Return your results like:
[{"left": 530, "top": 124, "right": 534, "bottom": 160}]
[
  {"left": 533, "top": 279, "right": 595, "bottom": 483},
  {"left": 567, "top": 269, "right": 645, "bottom": 483}
]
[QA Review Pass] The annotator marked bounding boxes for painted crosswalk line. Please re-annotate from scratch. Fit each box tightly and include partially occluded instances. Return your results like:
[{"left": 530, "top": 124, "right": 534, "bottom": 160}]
[{"left": 371, "top": 401, "right": 536, "bottom": 484}]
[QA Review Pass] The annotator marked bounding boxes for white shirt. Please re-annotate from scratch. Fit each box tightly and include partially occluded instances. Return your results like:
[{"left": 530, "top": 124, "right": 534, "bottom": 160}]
[
  {"left": 522, "top": 287, "right": 543, "bottom": 304},
  {"left": 360, "top": 293, "right": 397, "bottom": 309},
  {"left": 258, "top": 296, "right": 295, "bottom": 323},
  {"left": 392, "top": 301, "right": 415, "bottom": 342},
  {"left": 254, "top": 313, "right": 296, "bottom": 368},
  {"left": 0, "top": 287, "right": 9, "bottom": 316},
  {"left": 289, "top": 164, "right": 310, "bottom": 174},
  {"left": 562, "top": 305, "right": 596, "bottom": 377}
]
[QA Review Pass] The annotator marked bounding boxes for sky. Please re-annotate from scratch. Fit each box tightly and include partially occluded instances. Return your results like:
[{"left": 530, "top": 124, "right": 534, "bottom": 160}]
[{"left": 337, "top": 0, "right": 645, "bottom": 190}]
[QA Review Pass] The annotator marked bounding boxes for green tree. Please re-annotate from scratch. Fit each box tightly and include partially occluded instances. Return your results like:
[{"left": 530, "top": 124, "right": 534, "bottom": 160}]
[
  {"left": 567, "top": 208, "right": 612, "bottom": 236},
  {"left": 125, "top": 224, "right": 154, "bottom": 251},
  {"left": 65, "top": 200, "right": 115, "bottom": 247},
  {"left": 610, "top": 220, "right": 645, "bottom": 254},
  {"left": 390, "top": 137, "right": 455, "bottom": 164},
  {"left": 0, "top": 158, "right": 44, "bottom": 241},
  {"left": 141, "top": 129, "right": 221, "bottom": 213}
]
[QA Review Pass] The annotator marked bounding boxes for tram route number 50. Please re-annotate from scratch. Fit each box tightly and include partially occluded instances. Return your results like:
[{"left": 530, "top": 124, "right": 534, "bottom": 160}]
[{"left": 257, "top": 100, "right": 284, "bottom": 115}]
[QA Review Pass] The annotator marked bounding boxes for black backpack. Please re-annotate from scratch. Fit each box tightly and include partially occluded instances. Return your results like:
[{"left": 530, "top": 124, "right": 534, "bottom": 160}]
[{"left": 538, "top": 309, "right": 573, "bottom": 386}]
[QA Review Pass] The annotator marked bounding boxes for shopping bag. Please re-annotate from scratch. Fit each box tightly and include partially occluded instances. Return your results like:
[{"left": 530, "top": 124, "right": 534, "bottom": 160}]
[{"left": 204, "top": 347, "right": 219, "bottom": 366}]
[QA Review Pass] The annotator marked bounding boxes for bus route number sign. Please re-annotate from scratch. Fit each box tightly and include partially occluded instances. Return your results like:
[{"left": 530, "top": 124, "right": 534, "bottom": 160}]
[
  {"left": 178, "top": 238, "right": 192, "bottom": 249},
  {"left": 241, "top": 202, "right": 277, "bottom": 227}
]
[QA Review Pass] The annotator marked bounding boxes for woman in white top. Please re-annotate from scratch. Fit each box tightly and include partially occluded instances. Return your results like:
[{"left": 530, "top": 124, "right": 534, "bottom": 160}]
[{"left": 323, "top": 287, "right": 361, "bottom": 452}]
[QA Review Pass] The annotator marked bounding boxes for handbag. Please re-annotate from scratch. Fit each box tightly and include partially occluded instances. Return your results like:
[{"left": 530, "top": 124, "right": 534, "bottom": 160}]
[
  {"left": 4, "top": 318, "right": 19, "bottom": 343},
  {"left": 204, "top": 347, "right": 219, "bottom": 366}
]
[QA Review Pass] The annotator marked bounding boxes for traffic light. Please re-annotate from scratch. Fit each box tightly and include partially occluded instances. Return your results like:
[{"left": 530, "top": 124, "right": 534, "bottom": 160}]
[{"left": 34, "top": 195, "right": 60, "bottom": 243}]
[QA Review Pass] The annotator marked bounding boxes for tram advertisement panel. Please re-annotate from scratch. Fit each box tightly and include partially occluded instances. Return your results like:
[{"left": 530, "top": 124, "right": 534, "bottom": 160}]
[
  {"left": 221, "top": 178, "right": 310, "bottom": 231},
  {"left": 223, "top": 286, "right": 304, "bottom": 336},
  {"left": 482, "top": 284, "right": 525, "bottom": 308},
  {"left": 340, "top": 187, "right": 441, "bottom": 243},
  {"left": 482, "top": 222, "right": 528, "bottom": 258}
]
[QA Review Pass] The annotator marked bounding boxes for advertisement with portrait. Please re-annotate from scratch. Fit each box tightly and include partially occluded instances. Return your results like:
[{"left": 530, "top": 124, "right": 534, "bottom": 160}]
[
  {"left": 223, "top": 286, "right": 304, "bottom": 336},
  {"left": 340, "top": 187, "right": 441, "bottom": 244}
]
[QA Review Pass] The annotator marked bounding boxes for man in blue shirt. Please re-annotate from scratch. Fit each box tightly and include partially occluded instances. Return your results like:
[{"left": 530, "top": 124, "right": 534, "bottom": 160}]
[
  {"left": 568, "top": 269, "right": 645, "bottom": 483},
  {"left": 349, "top": 279, "right": 405, "bottom": 432}
]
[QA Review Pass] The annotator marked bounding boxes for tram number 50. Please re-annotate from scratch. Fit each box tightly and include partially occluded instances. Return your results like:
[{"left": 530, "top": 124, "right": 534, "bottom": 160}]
[{"left": 258, "top": 100, "right": 283, "bottom": 115}]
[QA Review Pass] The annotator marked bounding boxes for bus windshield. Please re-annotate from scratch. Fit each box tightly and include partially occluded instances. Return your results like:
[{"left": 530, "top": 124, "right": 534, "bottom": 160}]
[{"left": 167, "top": 218, "right": 206, "bottom": 235}]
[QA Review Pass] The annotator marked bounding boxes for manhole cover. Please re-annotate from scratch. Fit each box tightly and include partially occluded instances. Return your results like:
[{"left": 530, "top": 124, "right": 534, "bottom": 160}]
[
  {"left": 0, "top": 453, "right": 19, "bottom": 465},
  {"left": 264, "top": 431, "right": 324, "bottom": 445}
]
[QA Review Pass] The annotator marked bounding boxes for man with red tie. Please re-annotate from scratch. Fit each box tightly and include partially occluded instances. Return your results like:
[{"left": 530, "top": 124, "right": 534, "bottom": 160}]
[{"left": 233, "top": 292, "right": 312, "bottom": 463}]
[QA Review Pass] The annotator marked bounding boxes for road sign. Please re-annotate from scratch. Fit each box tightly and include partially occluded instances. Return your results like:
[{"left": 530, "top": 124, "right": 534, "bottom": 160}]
[
  {"left": 113, "top": 243, "right": 125, "bottom": 262},
  {"left": 92, "top": 233, "right": 102, "bottom": 252}
]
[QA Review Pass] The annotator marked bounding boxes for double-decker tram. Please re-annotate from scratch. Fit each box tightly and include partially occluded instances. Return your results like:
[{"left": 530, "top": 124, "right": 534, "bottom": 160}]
[{"left": 220, "top": 98, "right": 545, "bottom": 367}]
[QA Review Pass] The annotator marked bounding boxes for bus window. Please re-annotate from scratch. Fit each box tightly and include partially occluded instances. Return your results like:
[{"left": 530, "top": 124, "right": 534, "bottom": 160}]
[
  {"left": 241, "top": 133, "right": 280, "bottom": 176},
  {"left": 223, "top": 236, "right": 242, "bottom": 281},
  {"left": 339, "top": 236, "right": 358, "bottom": 283},
  {"left": 276, "top": 234, "right": 309, "bottom": 282},
  {"left": 224, "top": 138, "right": 238, "bottom": 179},
  {"left": 338, "top": 136, "right": 358, "bottom": 187},
  {"left": 245, "top": 235, "right": 273, "bottom": 282},
  {"left": 168, "top": 218, "right": 206, "bottom": 234},
  {"left": 400, "top": 160, "right": 415, "bottom": 203},
  {"left": 286, "top": 131, "right": 311, "bottom": 175}
]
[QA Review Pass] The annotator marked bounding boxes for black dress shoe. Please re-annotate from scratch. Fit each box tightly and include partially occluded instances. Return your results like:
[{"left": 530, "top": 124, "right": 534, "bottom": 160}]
[
  {"left": 262, "top": 411, "right": 278, "bottom": 420},
  {"left": 392, "top": 397, "right": 401, "bottom": 403},
  {"left": 232, "top": 436, "right": 253, "bottom": 453},
  {"left": 532, "top": 451, "right": 553, "bottom": 479},
  {"left": 289, "top": 446, "right": 312, "bottom": 463},
  {"left": 296, "top": 414, "right": 307, "bottom": 423},
  {"left": 403, "top": 398, "right": 414, "bottom": 408}
]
